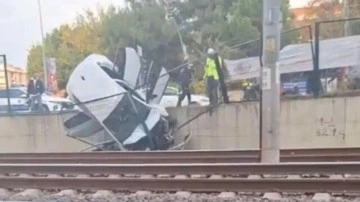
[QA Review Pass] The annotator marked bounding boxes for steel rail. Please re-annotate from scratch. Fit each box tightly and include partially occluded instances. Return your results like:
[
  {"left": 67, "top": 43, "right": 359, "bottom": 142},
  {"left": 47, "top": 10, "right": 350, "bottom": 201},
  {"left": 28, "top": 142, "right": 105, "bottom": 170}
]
[
  {"left": 0, "top": 154, "right": 360, "bottom": 164},
  {"left": 0, "top": 151, "right": 256, "bottom": 159},
  {"left": 1, "top": 162, "right": 360, "bottom": 175},
  {"left": 0, "top": 177, "right": 360, "bottom": 193},
  {"left": 1, "top": 147, "right": 360, "bottom": 159},
  {"left": 0, "top": 156, "right": 257, "bottom": 164}
]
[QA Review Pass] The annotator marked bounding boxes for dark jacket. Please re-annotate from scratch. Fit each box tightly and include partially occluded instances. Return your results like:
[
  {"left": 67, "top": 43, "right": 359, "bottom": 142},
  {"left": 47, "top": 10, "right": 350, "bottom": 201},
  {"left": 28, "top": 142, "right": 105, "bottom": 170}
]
[
  {"left": 178, "top": 67, "right": 192, "bottom": 87},
  {"left": 27, "top": 79, "right": 45, "bottom": 95}
]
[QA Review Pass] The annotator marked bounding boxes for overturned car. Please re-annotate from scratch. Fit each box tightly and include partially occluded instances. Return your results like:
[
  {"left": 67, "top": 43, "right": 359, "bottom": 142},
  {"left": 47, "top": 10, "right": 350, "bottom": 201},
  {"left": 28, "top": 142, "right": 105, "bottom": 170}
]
[{"left": 62, "top": 47, "right": 177, "bottom": 151}]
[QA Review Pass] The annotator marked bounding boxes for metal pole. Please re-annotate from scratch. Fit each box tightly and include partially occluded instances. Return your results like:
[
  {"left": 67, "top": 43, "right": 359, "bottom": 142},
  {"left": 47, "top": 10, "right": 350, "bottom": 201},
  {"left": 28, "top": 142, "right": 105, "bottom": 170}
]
[
  {"left": 213, "top": 53, "right": 229, "bottom": 103},
  {"left": 308, "top": 25, "right": 315, "bottom": 60},
  {"left": 145, "top": 61, "right": 154, "bottom": 103},
  {"left": 260, "top": 0, "right": 281, "bottom": 163},
  {"left": 165, "top": 0, "right": 188, "bottom": 59},
  {"left": 173, "top": 18, "right": 188, "bottom": 59},
  {"left": 2, "top": 55, "right": 11, "bottom": 113},
  {"left": 313, "top": 22, "right": 321, "bottom": 97},
  {"left": 37, "top": 0, "right": 47, "bottom": 91},
  {"left": 343, "top": 0, "right": 350, "bottom": 36}
]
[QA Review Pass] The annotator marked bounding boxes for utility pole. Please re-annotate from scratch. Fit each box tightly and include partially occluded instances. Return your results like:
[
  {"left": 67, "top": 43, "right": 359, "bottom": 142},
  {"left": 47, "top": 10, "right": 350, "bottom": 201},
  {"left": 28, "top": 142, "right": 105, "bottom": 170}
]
[
  {"left": 164, "top": 0, "right": 188, "bottom": 59},
  {"left": 260, "top": 0, "right": 282, "bottom": 163},
  {"left": 173, "top": 18, "right": 188, "bottom": 59},
  {"left": 37, "top": 0, "right": 48, "bottom": 90},
  {"left": 343, "top": 0, "right": 350, "bottom": 36}
]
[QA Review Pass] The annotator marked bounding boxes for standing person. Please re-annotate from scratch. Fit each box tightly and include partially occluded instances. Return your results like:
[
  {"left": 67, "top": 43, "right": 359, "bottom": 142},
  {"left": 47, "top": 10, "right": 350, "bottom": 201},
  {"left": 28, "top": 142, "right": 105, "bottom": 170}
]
[
  {"left": 203, "top": 48, "right": 223, "bottom": 106},
  {"left": 27, "top": 73, "right": 45, "bottom": 111},
  {"left": 242, "top": 79, "right": 250, "bottom": 100},
  {"left": 177, "top": 58, "right": 192, "bottom": 107}
]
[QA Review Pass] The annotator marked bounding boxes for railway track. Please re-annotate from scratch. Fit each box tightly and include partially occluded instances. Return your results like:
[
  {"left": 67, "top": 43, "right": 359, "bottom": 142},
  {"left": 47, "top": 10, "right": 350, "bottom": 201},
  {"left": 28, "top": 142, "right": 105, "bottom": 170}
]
[
  {"left": 0, "top": 162, "right": 359, "bottom": 175},
  {"left": 1, "top": 177, "right": 360, "bottom": 193},
  {"left": 1, "top": 149, "right": 360, "bottom": 201},
  {"left": 0, "top": 162, "right": 360, "bottom": 200},
  {"left": 1, "top": 147, "right": 360, "bottom": 164}
]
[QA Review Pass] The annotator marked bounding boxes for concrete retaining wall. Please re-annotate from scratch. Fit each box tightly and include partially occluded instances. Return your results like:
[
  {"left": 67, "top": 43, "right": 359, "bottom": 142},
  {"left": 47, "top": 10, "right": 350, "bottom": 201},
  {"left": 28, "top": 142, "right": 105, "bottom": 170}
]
[
  {"left": 168, "top": 96, "right": 360, "bottom": 150},
  {"left": 0, "top": 113, "right": 86, "bottom": 153},
  {"left": 0, "top": 96, "right": 359, "bottom": 152}
]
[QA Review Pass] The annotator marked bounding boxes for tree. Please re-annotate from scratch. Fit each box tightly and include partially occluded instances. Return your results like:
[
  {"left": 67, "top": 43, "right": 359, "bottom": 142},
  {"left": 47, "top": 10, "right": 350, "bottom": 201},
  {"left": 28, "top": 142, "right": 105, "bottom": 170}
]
[
  {"left": 170, "top": 0, "right": 260, "bottom": 78},
  {"left": 347, "top": 0, "right": 360, "bottom": 35},
  {"left": 101, "top": 1, "right": 182, "bottom": 82},
  {"left": 27, "top": 45, "right": 43, "bottom": 79},
  {"left": 172, "top": 0, "right": 296, "bottom": 78},
  {"left": 27, "top": 9, "right": 105, "bottom": 89},
  {"left": 302, "top": 0, "right": 360, "bottom": 38},
  {"left": 26, "top": 0, "right": 298, "bottom": 92},
  {"left": 303, "top": 0, "right": 349, "bottom": 39}
]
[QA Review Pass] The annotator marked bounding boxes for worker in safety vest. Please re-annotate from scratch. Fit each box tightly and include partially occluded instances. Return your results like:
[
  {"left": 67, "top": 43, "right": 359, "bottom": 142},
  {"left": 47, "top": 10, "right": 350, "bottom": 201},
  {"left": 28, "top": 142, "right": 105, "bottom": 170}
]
[
  {"left": 203, "top": 48, "right": 223, "bottom": 106},
  {"left": 242, "top": 79, "right": 250, "bottom": 100},
  {"left": 242, "top": 79, "right": 249, "bottom": 89}
]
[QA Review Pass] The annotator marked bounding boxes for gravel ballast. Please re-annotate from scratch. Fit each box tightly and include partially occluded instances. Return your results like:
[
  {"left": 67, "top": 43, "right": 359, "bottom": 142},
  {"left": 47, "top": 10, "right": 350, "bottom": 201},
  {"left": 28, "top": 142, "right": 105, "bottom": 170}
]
[{"left": 1, "top": 192, "right": 360, "bottom": 202}]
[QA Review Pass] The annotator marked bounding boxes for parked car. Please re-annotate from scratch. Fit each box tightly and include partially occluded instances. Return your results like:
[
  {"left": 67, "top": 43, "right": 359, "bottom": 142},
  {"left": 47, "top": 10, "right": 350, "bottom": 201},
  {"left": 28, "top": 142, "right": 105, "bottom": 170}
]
[
  {"left": 160, "top": 87, "right": 209, "bottom": 108},
  {"left": 0, "top": 87, "right": 75, "bottom": 112}
]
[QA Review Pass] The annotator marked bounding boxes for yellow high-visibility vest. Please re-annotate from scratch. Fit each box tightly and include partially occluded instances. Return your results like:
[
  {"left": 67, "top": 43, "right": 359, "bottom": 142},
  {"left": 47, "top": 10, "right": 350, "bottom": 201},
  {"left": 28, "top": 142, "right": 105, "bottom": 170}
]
[
  {"left": 203, "top": 56, "right": 223, "bottom": 81},
  {"left": 242, "top": 79, "right": 249, "bottom": 87}
]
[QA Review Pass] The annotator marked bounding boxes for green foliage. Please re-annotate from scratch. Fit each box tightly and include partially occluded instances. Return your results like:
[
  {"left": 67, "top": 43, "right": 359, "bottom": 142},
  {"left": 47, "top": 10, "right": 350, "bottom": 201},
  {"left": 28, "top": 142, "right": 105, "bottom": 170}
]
[
  {"left": 101, "top": 2, "right": 179, "bottom": 69},
  {"left": 26, "top": 0, "right": 297, "bottom": 89},
  {"left": 27, "top": 9, "right": 105, "bottom": 89},
  {"left": 190, "top": 80, "right": 206, "bottom": 94},
  {"left": 27, "top": 45, "right": 43, "bottom": 79},
  {"left": 303, "top": 0, "right": 360, "bottom": 39}
]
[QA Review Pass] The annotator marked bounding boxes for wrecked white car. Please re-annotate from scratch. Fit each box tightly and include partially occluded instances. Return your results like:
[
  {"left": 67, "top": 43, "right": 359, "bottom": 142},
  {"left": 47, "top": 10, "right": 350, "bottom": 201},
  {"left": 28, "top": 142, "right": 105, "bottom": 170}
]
[{"left": 62, "top": 47, "right": 176, "bottom": 151}]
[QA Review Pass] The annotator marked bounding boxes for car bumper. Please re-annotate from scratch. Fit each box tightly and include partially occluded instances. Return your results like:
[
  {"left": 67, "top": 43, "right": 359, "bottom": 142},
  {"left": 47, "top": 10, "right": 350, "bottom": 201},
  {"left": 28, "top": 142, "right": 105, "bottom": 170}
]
[
  {"left": 47, "top": 102, "right": 77, "bottom": 112},
  {"left": 0, "top": 105, "right": 29, "bottom": 112}
]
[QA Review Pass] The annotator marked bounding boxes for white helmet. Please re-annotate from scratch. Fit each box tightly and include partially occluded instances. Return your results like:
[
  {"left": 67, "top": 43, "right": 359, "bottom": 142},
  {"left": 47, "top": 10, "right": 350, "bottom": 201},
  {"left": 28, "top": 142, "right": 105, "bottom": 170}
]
[{"left": 207, "top": 48, "right": 215, "bottom": 55}]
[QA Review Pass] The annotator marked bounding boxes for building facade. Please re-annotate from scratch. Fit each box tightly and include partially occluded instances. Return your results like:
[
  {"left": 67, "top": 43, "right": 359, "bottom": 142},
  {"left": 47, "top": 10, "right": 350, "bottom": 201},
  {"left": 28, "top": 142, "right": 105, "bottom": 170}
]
[{"left": 0, "top": 65, "right": 27, "bottom": 89}]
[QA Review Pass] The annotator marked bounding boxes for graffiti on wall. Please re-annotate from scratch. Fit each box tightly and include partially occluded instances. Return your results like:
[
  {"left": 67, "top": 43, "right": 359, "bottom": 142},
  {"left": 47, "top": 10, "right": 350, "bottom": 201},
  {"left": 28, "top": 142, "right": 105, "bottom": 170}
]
[{"left": 315, "top": 117, "right": 345, "bottom": 140}]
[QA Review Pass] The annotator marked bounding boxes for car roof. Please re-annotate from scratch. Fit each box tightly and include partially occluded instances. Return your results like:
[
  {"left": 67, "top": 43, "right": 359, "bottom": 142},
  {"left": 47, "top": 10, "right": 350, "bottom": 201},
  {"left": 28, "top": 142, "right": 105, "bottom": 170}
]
[
  {"left": 10, "top": 87, "right": 26, "bottom": 91},
  {"left": 0, "top": 87, "right": 25, "bottom": 91}
]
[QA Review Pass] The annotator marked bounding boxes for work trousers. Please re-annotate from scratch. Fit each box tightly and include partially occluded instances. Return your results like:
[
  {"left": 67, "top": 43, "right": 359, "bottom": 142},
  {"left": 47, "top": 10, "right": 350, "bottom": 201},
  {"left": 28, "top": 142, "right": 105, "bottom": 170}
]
[
  {"left": 206, "top": 76, "right": 218, "bottom": 106},
  {"left": 177, "top": 84, "right": 191, "bottom": 107}
]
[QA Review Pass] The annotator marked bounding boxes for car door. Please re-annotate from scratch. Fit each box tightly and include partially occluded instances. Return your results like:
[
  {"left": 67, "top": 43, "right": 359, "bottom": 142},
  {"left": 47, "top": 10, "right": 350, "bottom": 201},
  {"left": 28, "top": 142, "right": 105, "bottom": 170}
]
[
  {"left": 0, "top": 90, "right": 8, "bottom": 111},
  {"left": 0, "top": 89, "right": 28, "bottom": 112},
  {"left": 8, "top": 89, "right": 28, "bottom": 111}
]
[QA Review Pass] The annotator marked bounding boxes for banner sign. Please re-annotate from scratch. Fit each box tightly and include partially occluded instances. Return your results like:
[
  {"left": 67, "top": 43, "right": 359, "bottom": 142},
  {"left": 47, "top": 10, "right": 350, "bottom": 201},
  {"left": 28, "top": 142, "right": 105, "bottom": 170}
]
[
  {"left": 224, "top": 35, "right": 360, "bottom": 81},
  {"left": 45, "top": 57, "right": 58, "bottom": 92}
]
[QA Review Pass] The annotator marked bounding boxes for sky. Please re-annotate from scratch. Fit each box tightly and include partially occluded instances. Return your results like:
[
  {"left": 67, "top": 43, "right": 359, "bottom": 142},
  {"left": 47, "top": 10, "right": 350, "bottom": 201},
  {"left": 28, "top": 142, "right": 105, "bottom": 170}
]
[{"left": 0, "top": 0, "right": 308, "bottom": 69}]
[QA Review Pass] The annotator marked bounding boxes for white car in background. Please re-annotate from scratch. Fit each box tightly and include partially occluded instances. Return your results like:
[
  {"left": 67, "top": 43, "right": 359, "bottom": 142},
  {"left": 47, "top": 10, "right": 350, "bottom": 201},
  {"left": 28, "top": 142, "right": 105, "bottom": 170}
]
[
  {"left": 0, "top": 87, "right": 76, "bottom": 112},
  {"left": 160, "top": 87, "right": 209, "bottom": 108}
]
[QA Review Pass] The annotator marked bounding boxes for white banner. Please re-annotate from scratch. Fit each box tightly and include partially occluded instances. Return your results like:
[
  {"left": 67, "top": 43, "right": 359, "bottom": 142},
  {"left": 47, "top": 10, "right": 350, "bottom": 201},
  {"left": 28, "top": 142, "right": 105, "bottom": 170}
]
[
  {"left": 45, "top": 57, "right": 58, "bottom": 91},
  {"left": 224, "top": 57, "right": 261, "bottom": 81},
  {"left": 225, "top": 35, "right": 360, "bottom": 81}
]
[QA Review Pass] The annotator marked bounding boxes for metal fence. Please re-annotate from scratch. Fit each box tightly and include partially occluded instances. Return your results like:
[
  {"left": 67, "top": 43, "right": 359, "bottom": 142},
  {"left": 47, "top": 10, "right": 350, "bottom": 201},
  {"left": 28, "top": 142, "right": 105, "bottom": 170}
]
[
  {"left": 312, "top": 17, "right": 360, "bottom": 96},
  {"left": 0, "top": 55, "right": 11, "bottom": 113},
  {"left": 225, "top": 25, "right": 314, "bottom": 101}
]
